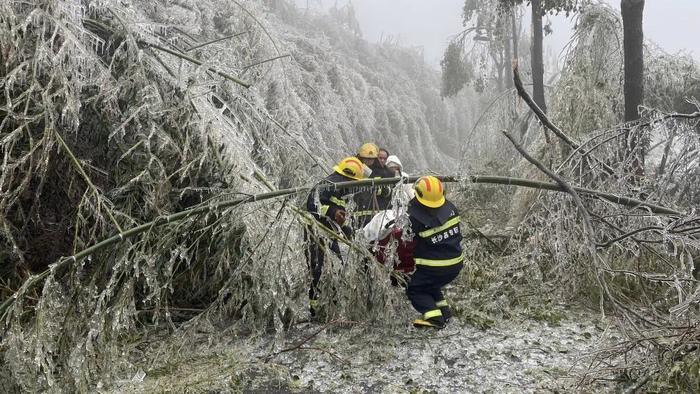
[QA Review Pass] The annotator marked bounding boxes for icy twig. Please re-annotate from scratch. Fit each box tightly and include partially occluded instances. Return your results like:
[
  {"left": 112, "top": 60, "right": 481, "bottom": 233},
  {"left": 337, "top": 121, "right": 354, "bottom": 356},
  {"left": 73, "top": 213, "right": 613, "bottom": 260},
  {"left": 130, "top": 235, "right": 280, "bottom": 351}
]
[
  {"left": 241, "top": 54, "right": 291, "bottom": 72},
  {"left": 185, "top": 32, "right": 248, "bottom": 52},
  {"left": 263, "top": 319, "right": 361, "bottom": 362},
  {"left": 53, "top": 129, "right": 123, "bottom": 233},
  {"left": 143, "top": 42, "right": 251, "bottom": 88}
]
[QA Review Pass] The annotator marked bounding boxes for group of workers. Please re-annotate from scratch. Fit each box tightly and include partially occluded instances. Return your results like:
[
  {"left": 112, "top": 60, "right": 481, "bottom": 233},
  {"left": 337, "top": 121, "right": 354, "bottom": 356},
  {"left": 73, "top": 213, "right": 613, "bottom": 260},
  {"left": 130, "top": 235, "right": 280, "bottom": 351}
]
[{"left": 305, "top": 142, "right": 464, "bottom": 329}]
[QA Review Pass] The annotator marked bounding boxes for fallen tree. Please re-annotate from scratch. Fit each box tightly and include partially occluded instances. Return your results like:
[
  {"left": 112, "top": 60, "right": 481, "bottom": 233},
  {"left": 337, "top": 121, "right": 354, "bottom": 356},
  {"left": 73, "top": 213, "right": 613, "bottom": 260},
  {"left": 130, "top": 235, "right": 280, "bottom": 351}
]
[{"left": 504, "top": 57, "right": 700, "bottom": 390}]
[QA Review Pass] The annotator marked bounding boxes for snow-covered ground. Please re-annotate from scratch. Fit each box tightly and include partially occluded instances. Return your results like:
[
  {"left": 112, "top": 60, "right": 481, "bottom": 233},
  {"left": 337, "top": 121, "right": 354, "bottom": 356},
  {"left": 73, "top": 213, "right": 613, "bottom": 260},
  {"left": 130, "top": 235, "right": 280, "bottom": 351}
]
[
  {"left": 109, "top": 308, "right": 621, "bottom": 393},
  {"left": 264, "top": 312, "right": 618, "bottom": 393}
]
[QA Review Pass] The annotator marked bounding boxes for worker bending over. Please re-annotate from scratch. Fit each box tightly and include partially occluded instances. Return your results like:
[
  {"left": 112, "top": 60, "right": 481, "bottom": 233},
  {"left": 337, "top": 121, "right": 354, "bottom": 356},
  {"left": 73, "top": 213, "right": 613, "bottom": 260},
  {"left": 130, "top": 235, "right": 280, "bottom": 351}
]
[
  {"left": 407, "top": 176, "right": 463, "bottom": 329},
  {"left": 305, "top": 157, "right": 366, "bottom": 317},
  {"left": 353, "top": 143, "right": 394, "bottom": 228}
]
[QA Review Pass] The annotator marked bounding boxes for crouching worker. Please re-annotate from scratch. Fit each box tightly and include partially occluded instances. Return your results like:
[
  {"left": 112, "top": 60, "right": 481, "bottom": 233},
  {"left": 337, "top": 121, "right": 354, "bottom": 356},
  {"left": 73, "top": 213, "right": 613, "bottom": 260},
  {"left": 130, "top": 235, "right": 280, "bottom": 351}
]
[
  {"left": 407, "top": 176, "right": 463, "bottom": 329},
  {"left": 305, "top": 157, "right": 366, "bottom": 317}
]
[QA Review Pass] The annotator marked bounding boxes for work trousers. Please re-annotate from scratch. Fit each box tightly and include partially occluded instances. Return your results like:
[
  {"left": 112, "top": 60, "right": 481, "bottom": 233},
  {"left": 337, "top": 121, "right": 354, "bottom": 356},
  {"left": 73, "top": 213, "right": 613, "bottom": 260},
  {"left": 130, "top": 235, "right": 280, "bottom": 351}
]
[
  {"left": 304, "top": 226, "right": 341, "bottom": 301},
  {"left": 406, "top": 263, "right": 463, "bottom": 319}
]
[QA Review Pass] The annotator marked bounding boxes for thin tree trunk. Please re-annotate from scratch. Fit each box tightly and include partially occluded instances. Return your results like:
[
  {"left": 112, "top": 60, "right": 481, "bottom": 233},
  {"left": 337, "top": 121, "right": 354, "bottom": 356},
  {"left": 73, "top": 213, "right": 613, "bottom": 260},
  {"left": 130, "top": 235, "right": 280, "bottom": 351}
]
[
  {"left": 511, "top": 8, "right": 519, "bottom": 62},
  {"left": 504, "top": 17, "right": 513, "bottom": 89},
  {"left": 622, "top": 0, "right": 645, "bottom": 122},
  {"left": 495, "top": 52, "right": 504, "bottom": 91},
  {"left": 656, "top": 129, "right": 675, "bottom": 179},
  {"left": 621, "top": 0, "right": 645, "bottom": 178},
  {"left": 511, "top": 6, "right": 520, "bottom": 118},
  {"left": 530, "top": 0, "right": 547, "bottom": 113}
]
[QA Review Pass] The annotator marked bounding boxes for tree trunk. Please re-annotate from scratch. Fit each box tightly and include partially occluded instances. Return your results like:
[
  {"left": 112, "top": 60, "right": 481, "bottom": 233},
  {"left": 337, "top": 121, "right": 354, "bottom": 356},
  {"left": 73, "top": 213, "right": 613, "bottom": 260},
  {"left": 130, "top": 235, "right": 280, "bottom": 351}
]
[
  {"left": 504, "top": 16, "right": 513, "bottom": 89},
  {"left": 622, "top": 0, "right": 645, "bottom": 122},
  {"left": 490, "top": 46, "right": 505, "bottom": 91},
  {"left": 621, "top": 0, "right": 645, "bottom": 178},
  {"left": 511, "top": 9, "right": 519, "bottom": 62},
  {"left": 530, "top": 0, "right": 546, "bottom": 113}
]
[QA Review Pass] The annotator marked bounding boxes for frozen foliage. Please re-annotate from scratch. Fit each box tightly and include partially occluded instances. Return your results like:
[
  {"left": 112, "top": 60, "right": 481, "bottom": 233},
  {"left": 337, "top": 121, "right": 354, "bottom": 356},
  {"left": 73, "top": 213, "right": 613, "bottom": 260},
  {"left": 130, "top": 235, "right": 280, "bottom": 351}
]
[
  {"left": 550, "top": 5, "right": 624, "bottom": 140},
  {"left": 0, "top": 0, "right": 477, "bottom": 391},
  {"left": 264, "top": 4, "right": 474, "bottom": 168},
  {"left": 447, "top": 2, "right": 700, "bottom": 388},
  {"left": 507, "top": 3, "right": 700, "bottom": 387},
  {"left": 3, "top": 0, "right": 700, "bottom": 391}
]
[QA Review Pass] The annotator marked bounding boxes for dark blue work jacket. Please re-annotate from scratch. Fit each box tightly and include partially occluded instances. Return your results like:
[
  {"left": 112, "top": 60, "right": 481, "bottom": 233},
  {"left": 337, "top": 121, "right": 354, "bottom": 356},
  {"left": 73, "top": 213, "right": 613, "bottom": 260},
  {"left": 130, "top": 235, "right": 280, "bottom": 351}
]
[
  {"left": 407, "top": 198, "right": 463, "bottom": 267},
  {"left": 306, "top": 172, "right": 353, "bottom": 234}
]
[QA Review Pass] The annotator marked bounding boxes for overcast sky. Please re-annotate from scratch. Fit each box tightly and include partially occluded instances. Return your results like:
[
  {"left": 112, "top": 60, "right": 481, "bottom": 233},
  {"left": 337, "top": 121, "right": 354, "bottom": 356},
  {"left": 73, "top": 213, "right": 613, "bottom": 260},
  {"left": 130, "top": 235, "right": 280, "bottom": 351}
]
[{"left": 305, "top": 0, "right": 700, "bottom": 69}]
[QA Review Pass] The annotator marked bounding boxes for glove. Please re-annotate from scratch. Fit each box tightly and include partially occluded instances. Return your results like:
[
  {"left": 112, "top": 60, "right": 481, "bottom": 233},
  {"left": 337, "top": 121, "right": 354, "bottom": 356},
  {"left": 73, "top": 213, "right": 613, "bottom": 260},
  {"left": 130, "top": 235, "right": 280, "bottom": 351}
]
[{"left": 362, "top": 164, "right": 372, "bottom": 178}]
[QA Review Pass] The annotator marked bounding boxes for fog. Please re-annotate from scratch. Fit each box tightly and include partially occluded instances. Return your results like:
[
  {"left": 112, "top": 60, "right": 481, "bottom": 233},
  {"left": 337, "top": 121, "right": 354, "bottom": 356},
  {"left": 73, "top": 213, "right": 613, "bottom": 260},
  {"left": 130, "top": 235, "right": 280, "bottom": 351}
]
[
  {"left": 5, "top": 1, "right": 700, "bottom": 392},
  {"left": 300, "top": 0, "right": 700, "bottom": 68}
]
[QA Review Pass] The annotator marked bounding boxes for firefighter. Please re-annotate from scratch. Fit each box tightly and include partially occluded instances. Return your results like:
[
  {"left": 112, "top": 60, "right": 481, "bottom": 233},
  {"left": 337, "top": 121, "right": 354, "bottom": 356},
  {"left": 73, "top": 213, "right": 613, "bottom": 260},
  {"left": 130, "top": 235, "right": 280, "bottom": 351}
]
[
  {"left": 353, "top": 143, "right": 394, "bottom": 228},
  {"left": 406, "top": 176, "right": 463, "bottom": 329},
  {"left": 356, "top": 142, "right": 379, "bottom": 168},
  {"left": 305, "top": 156, "right": 366, "bottom": 317}
]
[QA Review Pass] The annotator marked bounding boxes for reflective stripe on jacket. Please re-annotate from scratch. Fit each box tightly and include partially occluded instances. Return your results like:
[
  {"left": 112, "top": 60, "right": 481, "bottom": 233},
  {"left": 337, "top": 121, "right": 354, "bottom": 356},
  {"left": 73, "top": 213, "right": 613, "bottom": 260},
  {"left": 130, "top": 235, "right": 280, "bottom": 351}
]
[
  {"left": 306, "top": 172, "right": 353, "bottom": 233},
  {"left": 408, "top": 198, "right": 463, "bottom": 267}
]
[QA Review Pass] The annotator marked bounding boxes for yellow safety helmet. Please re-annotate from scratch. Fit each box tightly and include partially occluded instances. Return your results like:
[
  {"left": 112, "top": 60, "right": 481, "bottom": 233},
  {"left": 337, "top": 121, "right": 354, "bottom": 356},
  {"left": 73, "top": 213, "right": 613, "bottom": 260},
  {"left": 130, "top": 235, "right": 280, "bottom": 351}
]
[
  {"left": 333, "top": 157, "right": 367, "bottom": 180},
  {"left": 357, "top": 142, "right": 379, "bottom": 159},
  {"left": 414, "top": 176, "right": 445, "bottom": 208}
]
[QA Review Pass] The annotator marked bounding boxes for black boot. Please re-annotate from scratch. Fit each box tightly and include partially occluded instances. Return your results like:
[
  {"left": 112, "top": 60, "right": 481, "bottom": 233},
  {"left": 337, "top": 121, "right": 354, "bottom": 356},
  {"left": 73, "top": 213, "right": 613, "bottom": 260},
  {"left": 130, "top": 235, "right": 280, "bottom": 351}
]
[
  {"left": 440, "top": 306, "right": 452, "bottom": 323},
  {"left": 436, "top": 300, "right": 452, "bottom": 323}
]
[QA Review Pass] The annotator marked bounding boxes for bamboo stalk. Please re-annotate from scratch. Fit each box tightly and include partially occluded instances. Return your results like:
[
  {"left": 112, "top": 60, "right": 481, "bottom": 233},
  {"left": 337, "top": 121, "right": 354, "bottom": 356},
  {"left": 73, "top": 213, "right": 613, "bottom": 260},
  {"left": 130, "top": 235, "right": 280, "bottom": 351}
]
[
  {"left": 251, "top": 169, "right": 375, "bottom": 257},
  {"left": 513, "top": 64, "right": 576, "bottom": 147},
  {"left": 0, "top": 187, "right": 306, "bottom": 317},
  {"left": 54, "top": 129, "right": 123, "bottom": 232},
  {"left": 319, "top": 176, "right": 681, "bottom": 216},
  {"left": 0, "top": 174, "right": 682, "bottom": 317},
  {"left": 231, "top": 0, "right": 282, "bottom": 56},
  {"left": 241, "top": 54, "right": 291, "bottom": 71},
  {"left": 503, "top": 130, "right": 596, "bottom": 256},
  {"left": 143, "top": 42, "right": 250, "bottom": 88},
  {"left": 512, "top": 64, "right": 617, "bottom": 175},
  {"left": 186, "top": 32, "right": 249, "bottom": 52},
  {"left": 86, "top": 17, "right": 250, "bottom": 88}
]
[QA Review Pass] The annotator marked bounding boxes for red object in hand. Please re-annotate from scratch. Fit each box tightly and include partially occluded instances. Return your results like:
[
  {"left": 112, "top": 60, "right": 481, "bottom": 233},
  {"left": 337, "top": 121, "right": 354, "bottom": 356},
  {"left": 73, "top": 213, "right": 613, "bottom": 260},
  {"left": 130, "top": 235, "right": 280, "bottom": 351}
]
[{"left": 374, "top": 227, "right": 416, "bottom": 273}]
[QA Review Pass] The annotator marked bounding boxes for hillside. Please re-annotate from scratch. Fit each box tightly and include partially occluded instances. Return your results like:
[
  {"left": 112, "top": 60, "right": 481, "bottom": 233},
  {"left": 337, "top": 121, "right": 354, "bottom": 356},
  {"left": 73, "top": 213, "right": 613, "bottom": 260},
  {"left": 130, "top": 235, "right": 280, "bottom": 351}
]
[
  {"left": 3, "top": 1, "right": 700, "bottom": 392},
  {"left": 0, "top": 0, "right": 477, "bottom": 391}
]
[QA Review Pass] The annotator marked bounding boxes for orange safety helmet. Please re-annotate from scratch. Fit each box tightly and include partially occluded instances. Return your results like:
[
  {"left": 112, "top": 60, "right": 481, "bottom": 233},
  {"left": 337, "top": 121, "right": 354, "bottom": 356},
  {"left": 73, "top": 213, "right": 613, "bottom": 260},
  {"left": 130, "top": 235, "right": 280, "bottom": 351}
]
[
  {"left": 414, "top": 176, "right": 445, "bottom": 208},
  {"left": 333, "top": 157, "right": 367, "bottom": 180},
  {"left": 357, "top": 142, "right": 379, "bottom": 159}
]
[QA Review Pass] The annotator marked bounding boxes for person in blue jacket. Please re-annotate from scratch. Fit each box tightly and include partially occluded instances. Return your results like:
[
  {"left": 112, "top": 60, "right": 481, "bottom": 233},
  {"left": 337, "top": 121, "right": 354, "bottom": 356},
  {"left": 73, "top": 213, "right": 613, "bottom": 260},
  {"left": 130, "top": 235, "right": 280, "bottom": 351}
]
[
  {"left": 353, "top": 143, "right": 394, "bottom": 228},
  {"left": 305, "top": 156, "right": 366, "bottom": 317},
  {"left": 406, "top": 175, "right": 463, "bottom": 329}
]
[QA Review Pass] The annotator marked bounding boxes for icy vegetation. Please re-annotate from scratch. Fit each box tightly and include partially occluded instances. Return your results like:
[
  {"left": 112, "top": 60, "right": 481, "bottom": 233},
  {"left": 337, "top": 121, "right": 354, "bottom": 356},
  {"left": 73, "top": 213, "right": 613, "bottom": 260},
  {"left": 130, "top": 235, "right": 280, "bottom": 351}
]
[
  {"left": 0, "top": 0, "right": 472, "bottom": 391},
  {"left": 107, "top": 308, "right": 621, "bottom": 393},
  {"left": 2, "top": 0, "right": 700, "bottom": 392}
]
